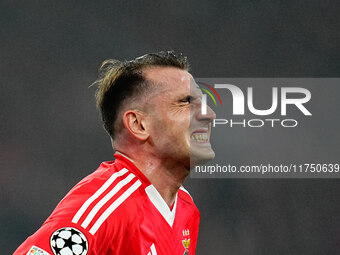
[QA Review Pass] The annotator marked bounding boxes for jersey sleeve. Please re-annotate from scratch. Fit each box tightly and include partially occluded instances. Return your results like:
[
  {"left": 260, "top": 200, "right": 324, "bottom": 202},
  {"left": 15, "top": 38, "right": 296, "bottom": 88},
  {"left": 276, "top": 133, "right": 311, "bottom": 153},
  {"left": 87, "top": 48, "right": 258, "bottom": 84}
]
[
  {"left": 13, "top": 220, "right": 94, "bottom": 255},
  {"left": 14, "top": 161, "right": 146, "bottom": 255},
  {"left": 13, "top": 168, "right": 141, "bottom": 255},
  {"left": 13, "top": 194, "right": 115, "bottom": 255}
]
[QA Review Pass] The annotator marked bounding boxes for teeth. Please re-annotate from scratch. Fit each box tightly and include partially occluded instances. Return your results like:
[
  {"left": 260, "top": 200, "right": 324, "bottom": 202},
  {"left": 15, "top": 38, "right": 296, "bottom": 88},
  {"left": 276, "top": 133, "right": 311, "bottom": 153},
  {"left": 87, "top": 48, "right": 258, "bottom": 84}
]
[{"left": 191, "top": 133, "right": 208, "bottom": 142}]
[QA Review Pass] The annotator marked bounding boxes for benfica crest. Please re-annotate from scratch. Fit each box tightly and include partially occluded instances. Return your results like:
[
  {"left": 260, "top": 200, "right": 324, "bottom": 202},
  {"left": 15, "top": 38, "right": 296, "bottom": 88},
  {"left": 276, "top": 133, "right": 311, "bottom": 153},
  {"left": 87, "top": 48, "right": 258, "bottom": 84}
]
[{"left": 182, "top": 229, "right": 190, "bottom": 255}]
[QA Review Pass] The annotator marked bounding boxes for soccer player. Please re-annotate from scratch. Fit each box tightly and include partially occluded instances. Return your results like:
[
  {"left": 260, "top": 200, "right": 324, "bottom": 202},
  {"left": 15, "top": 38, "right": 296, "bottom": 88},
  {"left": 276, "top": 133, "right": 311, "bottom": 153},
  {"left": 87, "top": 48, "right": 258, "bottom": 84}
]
[{"left": 14, "top": 51, "right": 216, "bottom": 255}]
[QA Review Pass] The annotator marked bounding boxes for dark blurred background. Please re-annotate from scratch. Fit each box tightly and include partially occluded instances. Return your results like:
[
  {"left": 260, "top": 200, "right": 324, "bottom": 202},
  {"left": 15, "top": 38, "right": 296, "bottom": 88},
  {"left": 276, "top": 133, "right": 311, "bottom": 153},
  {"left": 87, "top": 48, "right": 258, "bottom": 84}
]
[{"left": 1, "top": 1, "right": 339, "bottom": 254}]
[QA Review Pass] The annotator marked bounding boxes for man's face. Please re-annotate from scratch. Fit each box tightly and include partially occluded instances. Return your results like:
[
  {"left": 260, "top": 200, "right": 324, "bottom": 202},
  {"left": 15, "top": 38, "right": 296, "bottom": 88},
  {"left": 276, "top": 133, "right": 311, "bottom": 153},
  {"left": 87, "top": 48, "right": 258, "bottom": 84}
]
[{"left": 143, "top": 67, "right": 215, "bottom": 168}]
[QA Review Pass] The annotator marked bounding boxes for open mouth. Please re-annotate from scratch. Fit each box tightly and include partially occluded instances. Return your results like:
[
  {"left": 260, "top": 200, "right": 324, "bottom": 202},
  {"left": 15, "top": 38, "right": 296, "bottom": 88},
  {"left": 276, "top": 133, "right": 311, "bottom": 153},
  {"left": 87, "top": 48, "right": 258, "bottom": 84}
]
[{"left": 191, "top": 131, "right": 209, "bottom": 142}]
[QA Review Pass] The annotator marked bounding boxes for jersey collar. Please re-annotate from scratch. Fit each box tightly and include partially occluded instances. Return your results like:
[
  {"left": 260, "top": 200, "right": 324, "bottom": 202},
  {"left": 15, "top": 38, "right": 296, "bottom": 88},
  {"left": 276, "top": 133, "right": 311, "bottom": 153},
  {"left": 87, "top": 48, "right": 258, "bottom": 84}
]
[
  {"left": 114, "top": 153, "right": 178, "bottom": 227},
  {"left": 145, "top": 184, "right": 178, "bottom": 227}
]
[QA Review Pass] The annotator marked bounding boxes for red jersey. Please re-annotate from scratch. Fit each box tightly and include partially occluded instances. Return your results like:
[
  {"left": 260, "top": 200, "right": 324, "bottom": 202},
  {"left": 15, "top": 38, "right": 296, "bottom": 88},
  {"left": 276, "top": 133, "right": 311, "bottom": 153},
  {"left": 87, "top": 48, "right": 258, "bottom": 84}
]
[{"left": 14, "top": 154, "right": 200, "bottom": 255}]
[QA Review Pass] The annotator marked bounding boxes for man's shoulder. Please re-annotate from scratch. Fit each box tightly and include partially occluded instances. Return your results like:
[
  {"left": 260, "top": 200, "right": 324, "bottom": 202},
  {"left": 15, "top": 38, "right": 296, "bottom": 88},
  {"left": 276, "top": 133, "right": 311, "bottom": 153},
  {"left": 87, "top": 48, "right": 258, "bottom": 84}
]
[
  {"left": 14, "top": 161, "right": 148, "bottom": 255},
  {"left": 178, "top": 186, "right": 197, "bottom": 207},
  {"left": 49, "top": 160, "right": 148, "bottom": 235}
]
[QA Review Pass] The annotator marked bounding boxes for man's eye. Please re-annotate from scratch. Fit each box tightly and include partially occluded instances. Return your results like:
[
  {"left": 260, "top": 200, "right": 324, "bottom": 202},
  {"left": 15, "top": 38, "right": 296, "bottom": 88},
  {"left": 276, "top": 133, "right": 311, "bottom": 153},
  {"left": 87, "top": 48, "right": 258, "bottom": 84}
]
[{"left": 181, "top": 96, "right": 192, "bottom": 103}]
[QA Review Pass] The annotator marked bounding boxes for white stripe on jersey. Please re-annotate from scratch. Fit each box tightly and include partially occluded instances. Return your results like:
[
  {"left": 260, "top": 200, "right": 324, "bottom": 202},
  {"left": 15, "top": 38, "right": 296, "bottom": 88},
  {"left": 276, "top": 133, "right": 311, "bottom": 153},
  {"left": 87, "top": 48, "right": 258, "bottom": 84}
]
[
  {"left": 89, "top": 179, "right": 142, "bottom": 235},
  {"left": 72, "top": 168, "right": 129, "bottom": 224},
  {"left": 147, "top": 243, "right": 157, "bottom": 255},
  {"left": 81, "top": 173, "right": 136, "bottom": 228},
  {"left": 150, "top": 243, "right": 157, "bottom": 255}
]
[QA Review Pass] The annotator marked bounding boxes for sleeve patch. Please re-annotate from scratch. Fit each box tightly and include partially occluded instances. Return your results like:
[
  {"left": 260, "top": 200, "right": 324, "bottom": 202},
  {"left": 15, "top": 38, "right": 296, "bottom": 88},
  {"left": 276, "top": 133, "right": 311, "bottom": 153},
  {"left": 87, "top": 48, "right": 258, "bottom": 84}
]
[
  {"left": 26, "top": 246, "right": 50, "bottom": 255},
  {"left": 50, "top": 227, "right": 88, "bottom": 255}
]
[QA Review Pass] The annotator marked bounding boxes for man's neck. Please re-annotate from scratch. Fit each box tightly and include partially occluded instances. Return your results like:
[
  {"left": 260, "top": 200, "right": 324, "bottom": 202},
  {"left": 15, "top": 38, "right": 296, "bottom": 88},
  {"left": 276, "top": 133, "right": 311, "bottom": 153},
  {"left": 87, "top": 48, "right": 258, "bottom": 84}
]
[{"left": 116, "top": 151, "right": 189, "bottom": 207}]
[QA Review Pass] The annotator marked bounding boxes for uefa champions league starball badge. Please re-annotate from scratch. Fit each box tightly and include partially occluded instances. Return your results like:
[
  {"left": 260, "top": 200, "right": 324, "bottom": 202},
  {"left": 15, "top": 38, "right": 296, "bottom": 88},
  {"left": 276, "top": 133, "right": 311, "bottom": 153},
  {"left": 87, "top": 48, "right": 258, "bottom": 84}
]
[{"left": 50, "top": 227, "right": 88, "bottom": 255}]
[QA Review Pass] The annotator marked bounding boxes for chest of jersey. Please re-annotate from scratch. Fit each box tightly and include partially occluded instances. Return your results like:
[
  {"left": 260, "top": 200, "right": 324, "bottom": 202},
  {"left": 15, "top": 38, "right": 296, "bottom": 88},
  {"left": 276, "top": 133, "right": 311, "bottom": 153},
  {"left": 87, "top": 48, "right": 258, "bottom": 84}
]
[{"left": 129, "top": 197, "right": 199, "bottom": 255}]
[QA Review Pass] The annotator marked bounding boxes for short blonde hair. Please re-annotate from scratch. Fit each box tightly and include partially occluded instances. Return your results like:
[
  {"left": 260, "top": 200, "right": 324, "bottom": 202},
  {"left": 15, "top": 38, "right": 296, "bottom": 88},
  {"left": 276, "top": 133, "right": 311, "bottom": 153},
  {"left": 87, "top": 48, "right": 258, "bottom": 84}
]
[{"left": 93, "top": 51, "right": 189, "bottom": 140}]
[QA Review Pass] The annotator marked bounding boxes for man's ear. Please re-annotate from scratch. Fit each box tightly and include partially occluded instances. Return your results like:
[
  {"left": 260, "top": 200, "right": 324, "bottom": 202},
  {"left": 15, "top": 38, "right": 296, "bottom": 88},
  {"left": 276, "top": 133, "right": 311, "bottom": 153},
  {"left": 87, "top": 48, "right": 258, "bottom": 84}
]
[{"left": 122, "top": 110, "right": 149, "bottom": 141}]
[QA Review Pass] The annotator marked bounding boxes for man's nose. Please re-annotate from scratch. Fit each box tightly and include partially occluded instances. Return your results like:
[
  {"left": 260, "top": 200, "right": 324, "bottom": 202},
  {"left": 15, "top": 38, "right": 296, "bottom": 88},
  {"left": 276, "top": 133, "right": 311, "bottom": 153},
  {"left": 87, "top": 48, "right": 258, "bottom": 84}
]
[{"left": 197, "top": 103, "right": 216, "bottom": 122}]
